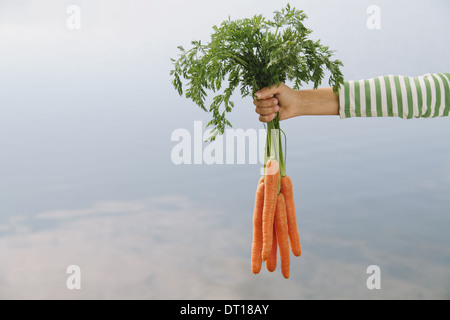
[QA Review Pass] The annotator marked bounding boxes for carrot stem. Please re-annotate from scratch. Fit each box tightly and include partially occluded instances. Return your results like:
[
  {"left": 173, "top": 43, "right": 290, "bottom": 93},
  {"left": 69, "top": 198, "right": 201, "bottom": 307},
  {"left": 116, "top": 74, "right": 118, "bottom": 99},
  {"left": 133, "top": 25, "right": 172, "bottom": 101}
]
[{"left": 264, "top": 113, "right": 286, "bottom": 191}]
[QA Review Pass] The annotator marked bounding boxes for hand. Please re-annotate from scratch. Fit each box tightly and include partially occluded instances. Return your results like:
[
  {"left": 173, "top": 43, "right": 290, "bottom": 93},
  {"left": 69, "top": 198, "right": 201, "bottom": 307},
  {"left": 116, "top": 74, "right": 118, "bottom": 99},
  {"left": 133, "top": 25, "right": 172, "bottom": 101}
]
[
  {"left": 253, "top": 84, "right": 340, "bottom": 121},
  {"left": 253, "top": 83, "right": 302, "bottom": 123}
]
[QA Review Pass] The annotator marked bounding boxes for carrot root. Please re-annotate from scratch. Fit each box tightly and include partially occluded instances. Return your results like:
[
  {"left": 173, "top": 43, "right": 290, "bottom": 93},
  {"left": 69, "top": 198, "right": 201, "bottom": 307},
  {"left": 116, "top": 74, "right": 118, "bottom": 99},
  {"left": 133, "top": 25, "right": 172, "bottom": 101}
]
[
  {"left": 251, "top": 182, "right": 265, "bottom": 274},
  {"left": 281, "top": 175, "right": 301, "bottom": 257},
  {"left": 261, "top": 159, "right": 279, "bottom": 261},
  {"left": 265, "top": 224, "right": 277, "bottom": 272},
  {"left": 252, "top": 166, "right": 301, "bottom": 278},
  {"left": 275, "top": 193, "right": 290, "bottom": 279},
  {"left": 258, "top": 176, "right": 264, "bottom": 186}
]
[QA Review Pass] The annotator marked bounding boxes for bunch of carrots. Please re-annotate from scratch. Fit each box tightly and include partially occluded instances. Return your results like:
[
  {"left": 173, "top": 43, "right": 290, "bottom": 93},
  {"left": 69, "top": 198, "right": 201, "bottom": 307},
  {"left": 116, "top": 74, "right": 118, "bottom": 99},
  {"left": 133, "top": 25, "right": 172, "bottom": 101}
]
[{"left": 251, "top": 157, "right": 301, "bottom": 279}]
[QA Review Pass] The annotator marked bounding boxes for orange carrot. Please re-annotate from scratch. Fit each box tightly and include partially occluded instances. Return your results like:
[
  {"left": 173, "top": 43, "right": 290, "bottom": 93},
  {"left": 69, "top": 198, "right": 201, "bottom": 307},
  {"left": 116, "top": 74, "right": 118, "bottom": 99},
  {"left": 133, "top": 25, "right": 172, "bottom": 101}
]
[
  {"left": 261, "top": 158, "right": 279, "bottom": 261},
  {"left": 258, "top": 176, "right": 264, "bottom": 186},
  {"left": 251, "top": 181, "right": 265, "bottom": 274},
  {"left": 274, "top": 193, "right": 290, "bottom": 279},
  {"left": 265, "top": 224, "right": 277, "bottom": 272},
  {"left": 280, "top": 175, "right": 301, "bottom": 257}
]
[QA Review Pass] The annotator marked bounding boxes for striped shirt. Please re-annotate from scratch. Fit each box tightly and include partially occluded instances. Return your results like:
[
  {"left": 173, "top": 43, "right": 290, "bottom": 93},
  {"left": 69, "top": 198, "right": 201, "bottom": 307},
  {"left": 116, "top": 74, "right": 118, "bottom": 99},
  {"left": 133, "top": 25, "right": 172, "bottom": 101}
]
[{"left": 339, "top": 73, "right": 450, "bottom": 119}]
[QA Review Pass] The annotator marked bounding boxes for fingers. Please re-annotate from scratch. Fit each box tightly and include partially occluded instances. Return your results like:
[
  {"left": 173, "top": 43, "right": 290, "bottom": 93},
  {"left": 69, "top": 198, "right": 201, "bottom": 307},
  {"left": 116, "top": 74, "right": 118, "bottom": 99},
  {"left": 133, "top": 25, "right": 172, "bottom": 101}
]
[
  {"left": 254, "top": 96, "right": 279, "bottom": 123},
  {"left": 256, "top": 104, "right": 278, "bottom": 123},
  {"left": 255, "top": 104, "right": 279, "bottom": 116},
  {"left": 254, "top": 84, "right": 283, "bottom": 100},
  {"left": 253, "top": 84, "right": 287, "bottom": 123},
  {"left": 259, "top": 113, "right": 277, "bottom": 123},
  {"left": 255, "top": 97, "right": 278, "bottom": 108}
]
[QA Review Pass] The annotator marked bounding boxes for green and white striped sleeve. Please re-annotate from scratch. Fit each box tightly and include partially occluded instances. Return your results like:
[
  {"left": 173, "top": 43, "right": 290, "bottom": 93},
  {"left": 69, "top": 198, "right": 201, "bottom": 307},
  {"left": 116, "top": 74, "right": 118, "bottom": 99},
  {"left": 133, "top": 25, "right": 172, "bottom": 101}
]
[{"left": 339, "top": 73, "right": 450, "bottom": 119}]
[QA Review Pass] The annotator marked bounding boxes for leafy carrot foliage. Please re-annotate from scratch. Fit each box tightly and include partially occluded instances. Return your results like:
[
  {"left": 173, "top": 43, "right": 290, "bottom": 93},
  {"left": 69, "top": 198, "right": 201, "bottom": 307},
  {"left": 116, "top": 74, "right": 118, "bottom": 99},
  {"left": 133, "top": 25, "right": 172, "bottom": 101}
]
[{"left": 171, "top": 4, "right": 344, "bottom": 141}]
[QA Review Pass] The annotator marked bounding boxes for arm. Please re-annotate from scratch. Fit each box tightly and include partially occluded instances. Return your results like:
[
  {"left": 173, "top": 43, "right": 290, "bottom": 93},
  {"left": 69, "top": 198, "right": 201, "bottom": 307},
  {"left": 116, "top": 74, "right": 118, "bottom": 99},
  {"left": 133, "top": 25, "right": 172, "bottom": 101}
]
[
  {"left": 253, "top": 84, "right": 339, "bottom": 123},
  {"left": 339, "top": 73, "right": 450, "bottom": 119},
  {"left": 254, "top": 73, "right": 450, "bottom": 122}
]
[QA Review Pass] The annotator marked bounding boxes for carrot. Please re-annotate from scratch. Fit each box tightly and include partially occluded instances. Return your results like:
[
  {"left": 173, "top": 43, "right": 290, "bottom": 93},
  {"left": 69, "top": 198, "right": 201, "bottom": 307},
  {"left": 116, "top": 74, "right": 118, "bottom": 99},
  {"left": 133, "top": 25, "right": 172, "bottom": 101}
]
[
  {"left": 280, "top": 175, "right": 301, "bottom": 257},
  {"left": 261, "top": 158, "right": 279, "bottom": 261},
  {"left": 274, "top": 193, "right": 290, "bottom": 279},
  {"left": 258, "top": 176, "right": 264, "bottom": 186},
  {"left": 251, "top": 181, "right": 265, "bottom": 274},
  {"left": 265, "top": 224, "right": 277, "bottom": 272}
]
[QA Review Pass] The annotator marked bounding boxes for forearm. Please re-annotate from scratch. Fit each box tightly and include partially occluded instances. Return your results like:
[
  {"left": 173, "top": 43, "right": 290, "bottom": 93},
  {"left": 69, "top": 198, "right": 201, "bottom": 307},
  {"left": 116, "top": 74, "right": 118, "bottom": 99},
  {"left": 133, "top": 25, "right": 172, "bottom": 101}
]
[
  {"left": 297, "top": 87, "right": 339, "bottom": 116},
  {"left": 254, "top": 73, "right": 449, "bottom": 121}
]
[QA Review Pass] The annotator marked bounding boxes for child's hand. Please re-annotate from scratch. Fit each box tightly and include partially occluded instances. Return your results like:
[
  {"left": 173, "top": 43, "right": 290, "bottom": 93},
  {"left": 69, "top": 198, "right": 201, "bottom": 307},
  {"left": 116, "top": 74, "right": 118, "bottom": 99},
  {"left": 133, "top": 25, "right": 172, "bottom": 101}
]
[
  {"left": 253, "top": 83, "right": 302, "bottom": 122},
  {"left": 254, "top": 84, "right": 340, "bottom": 121}
]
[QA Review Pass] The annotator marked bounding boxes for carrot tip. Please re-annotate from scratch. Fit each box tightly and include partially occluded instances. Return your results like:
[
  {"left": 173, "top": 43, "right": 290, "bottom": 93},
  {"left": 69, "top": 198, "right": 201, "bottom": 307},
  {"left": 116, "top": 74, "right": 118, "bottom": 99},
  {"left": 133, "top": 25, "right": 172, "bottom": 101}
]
[{"left": 266, "top": 263, "right": 277, "bottom": 272}]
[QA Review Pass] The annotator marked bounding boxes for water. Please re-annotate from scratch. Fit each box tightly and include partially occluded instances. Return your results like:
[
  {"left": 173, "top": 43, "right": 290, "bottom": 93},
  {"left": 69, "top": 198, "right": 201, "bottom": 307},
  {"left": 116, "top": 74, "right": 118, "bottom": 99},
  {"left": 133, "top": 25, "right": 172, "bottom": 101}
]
[{"left": 0, "top": 0, "right": 449, "bottom": 299}]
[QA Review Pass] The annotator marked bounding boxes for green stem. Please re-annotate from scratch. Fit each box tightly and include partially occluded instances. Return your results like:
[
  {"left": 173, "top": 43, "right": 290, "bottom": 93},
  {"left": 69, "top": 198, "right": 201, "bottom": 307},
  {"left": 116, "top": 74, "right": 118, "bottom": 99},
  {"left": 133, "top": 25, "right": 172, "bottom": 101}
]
[
  {"left": 264, "top": 112, "right": 286, "bottom": 193},
  {"left": 226, "top": 53, "right": 249, "bottom": 68},
  {"left": 280, "top": 128, "right": 287, "bottom": 177}
]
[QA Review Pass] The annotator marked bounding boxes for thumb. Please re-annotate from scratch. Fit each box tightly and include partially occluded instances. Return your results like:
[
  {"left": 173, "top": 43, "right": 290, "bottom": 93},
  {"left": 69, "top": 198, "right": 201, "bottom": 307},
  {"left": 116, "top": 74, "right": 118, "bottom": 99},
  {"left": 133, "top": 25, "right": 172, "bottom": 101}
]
[{"left": 254, "top": 84, "right": 284, "bottom": 100}]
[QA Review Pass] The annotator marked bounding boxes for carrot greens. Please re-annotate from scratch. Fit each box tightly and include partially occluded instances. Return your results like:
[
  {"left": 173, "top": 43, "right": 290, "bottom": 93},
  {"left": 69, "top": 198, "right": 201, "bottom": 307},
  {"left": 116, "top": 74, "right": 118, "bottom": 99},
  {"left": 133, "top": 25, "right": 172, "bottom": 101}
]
[{"left": 171, "top": 4, "right": 343, "bottom": 141}]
